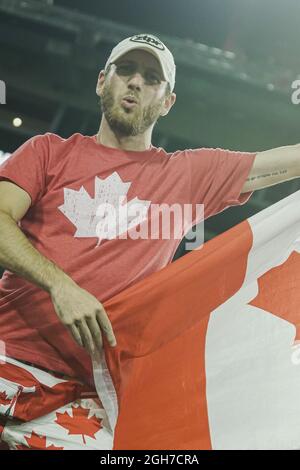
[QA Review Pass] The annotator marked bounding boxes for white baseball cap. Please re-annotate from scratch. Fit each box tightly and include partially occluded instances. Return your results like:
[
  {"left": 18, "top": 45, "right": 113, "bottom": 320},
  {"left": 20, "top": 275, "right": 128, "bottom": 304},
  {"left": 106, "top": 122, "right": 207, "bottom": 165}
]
[{"left": 104, "top": 34, "right": 176, "bottom": 92}]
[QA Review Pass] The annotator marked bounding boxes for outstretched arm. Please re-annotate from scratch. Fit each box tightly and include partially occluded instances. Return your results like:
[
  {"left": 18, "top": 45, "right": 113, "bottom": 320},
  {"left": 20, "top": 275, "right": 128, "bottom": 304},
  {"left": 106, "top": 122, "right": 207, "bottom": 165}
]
[{"left": 241, "top": 143, "right": 300, "bottom": 193}]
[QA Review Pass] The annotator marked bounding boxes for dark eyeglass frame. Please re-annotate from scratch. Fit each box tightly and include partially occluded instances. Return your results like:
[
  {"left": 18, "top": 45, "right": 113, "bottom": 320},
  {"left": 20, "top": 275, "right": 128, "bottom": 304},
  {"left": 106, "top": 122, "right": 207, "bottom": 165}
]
[{"left": 110, "top": 61, "right": 166, "bottom": 86}]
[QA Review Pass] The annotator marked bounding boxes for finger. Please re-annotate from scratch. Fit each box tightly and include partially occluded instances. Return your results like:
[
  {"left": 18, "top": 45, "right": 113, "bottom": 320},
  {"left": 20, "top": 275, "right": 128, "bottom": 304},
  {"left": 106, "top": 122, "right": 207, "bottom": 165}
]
[
  {"left": 77, "top": 319, "right": 95, "bottom": 355},
  {"left": 68, "top": 324, "right": 84, "bottom": 348},
  {"left": 96, "top": 309, "right": 117, "bottom": 347},
  {"left": 86, "top": 316, "right": 103, "bottom": 351}
]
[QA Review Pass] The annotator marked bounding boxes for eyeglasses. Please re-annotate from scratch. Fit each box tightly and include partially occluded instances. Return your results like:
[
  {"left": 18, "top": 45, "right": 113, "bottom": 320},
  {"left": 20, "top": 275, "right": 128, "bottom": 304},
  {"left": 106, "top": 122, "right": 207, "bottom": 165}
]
[{"left": 110, "top": 62, "right": 165, "bottom": 86}]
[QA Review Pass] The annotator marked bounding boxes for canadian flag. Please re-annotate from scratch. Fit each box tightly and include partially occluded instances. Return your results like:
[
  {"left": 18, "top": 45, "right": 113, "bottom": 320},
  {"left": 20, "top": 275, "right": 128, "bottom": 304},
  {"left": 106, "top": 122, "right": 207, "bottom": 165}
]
[{"left": 94, "top": 189, "right": 300, "bottom": 450}]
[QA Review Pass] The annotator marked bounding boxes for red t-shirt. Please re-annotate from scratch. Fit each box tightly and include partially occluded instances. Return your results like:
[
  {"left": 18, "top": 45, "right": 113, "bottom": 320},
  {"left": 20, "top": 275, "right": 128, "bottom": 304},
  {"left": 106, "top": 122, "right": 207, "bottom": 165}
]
[{"left": 0, "top": 133, "right": 256, "bottom": 386}]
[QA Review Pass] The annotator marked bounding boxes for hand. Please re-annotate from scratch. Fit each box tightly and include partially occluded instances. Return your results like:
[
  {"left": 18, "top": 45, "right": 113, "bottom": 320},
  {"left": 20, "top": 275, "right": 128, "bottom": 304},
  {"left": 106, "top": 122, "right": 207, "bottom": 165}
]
[{"left": 50, "top": 280, "right": 116, "bottom": 356}]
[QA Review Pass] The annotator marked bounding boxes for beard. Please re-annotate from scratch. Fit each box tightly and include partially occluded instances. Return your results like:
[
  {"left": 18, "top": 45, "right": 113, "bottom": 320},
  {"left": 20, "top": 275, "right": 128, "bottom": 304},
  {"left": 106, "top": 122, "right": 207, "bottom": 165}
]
[{"left": 100, "top": 82, "right": 164, "bottom": 137}]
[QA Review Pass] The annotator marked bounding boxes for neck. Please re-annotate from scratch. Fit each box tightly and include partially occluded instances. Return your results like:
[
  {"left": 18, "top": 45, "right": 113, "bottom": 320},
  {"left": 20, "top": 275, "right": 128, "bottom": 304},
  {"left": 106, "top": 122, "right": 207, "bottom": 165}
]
[{"left": 96, "top": 117, "right": 153, "bottom": 152}]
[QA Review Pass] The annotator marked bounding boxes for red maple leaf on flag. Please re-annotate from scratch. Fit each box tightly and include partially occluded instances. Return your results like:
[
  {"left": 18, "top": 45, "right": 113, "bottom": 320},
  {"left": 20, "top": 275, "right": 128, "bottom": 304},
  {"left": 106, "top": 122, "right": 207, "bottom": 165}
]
[
  {"left": 55, "top": 405, "right": 102, "bottom": 444},
  {"left": 0, "top": 391, "right": 11, "bottom": 406},
  {"left": 16, "top": 431, "right": 64, "bottom": 450},
  {"left": 250, "top": 251, "right": 300, "bottom": 341}
]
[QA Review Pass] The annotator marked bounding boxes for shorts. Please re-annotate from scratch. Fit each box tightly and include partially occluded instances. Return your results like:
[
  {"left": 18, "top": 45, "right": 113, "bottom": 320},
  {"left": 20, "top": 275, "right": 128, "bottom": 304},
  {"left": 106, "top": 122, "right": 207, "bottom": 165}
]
[{"left": 0, "top": 355, "right": 114, "bottom": 450}]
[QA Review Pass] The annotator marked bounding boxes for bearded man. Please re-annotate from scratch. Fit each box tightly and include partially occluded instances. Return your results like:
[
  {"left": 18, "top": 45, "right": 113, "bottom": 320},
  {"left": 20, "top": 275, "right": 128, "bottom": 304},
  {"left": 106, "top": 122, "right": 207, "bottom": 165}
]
[{"left": 0, "top": 33, "right": 299, "bottom": 449}]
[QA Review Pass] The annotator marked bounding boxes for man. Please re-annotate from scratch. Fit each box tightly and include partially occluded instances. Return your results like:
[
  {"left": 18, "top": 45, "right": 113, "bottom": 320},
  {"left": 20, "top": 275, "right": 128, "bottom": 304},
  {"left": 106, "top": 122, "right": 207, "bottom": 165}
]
[{"left": 0, "top": 33, "right": 299, "bottom": 450}]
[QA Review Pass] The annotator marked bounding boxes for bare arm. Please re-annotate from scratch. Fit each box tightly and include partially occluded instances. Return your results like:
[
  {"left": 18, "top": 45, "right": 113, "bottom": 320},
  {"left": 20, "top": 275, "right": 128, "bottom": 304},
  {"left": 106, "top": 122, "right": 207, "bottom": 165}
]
[
  {"left": 0, "top": 180, "right": 58, "bottom": 291},
  {"left": 241, "top": 143, "right": 300, "bottom": 193},
  {"left": 0, "top": 180, "right": 116, "bottom": 355}
]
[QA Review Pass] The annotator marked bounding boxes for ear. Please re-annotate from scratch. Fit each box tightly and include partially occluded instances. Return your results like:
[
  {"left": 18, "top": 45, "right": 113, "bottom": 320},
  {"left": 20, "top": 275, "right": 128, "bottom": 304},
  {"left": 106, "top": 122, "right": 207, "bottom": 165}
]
[
  {"left": 96, "top": 70, "right": 106, "bottom": 97},
  {"left": 160, "top": 92, "right": 176, "bottom": 117}
]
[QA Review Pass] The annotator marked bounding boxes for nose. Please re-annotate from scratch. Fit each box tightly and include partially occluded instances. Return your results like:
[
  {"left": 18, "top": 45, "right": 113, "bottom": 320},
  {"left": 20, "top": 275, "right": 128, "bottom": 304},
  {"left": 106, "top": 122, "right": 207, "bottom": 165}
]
[{"left": 127, "top": 71, "right": 144, "bottom": 91}]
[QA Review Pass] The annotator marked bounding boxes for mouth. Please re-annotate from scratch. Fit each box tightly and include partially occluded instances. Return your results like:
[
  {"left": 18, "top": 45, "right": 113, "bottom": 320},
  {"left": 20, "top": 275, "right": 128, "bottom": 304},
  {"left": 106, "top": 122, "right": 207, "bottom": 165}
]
[{"left": 121, "top": 95, "right": 139, "bottom": 110}]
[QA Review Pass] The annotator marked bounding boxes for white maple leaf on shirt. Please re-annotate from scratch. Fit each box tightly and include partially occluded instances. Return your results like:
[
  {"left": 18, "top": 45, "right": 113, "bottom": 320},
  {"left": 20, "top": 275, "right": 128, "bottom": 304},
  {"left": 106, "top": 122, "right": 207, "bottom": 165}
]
[{"left": 58, "top": 172, "right": 151, "bottom": 246}]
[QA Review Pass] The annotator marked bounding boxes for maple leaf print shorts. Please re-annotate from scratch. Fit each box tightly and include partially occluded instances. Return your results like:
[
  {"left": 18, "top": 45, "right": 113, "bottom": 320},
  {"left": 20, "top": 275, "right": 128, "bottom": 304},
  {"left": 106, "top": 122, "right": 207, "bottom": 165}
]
[{"left": 0, "top": 355, "right": 114, "bottom": 450}]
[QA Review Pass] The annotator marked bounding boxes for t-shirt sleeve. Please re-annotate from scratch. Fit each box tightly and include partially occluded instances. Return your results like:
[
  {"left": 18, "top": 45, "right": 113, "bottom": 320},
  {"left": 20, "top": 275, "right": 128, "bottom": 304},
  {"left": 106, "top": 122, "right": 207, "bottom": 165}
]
[
  {"left": 0, "top": 134, "right": 49, "bottom": 208},
  {"left": 178, "top": 147, "right": 256, "bottom": 223}
]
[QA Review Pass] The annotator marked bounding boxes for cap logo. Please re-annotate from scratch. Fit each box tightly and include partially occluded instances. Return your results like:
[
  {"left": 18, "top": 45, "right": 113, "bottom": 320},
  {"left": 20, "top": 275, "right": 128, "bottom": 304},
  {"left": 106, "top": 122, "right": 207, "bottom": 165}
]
[{"left": 130, "top": 34, "right": 165, "bottom": 51}]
